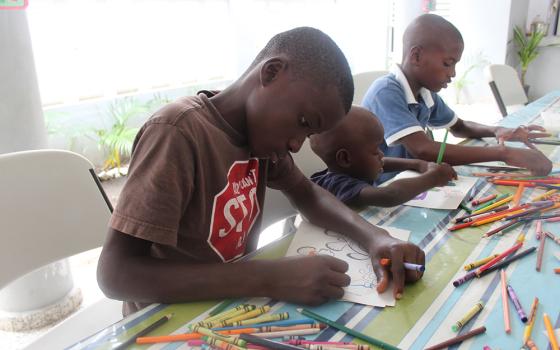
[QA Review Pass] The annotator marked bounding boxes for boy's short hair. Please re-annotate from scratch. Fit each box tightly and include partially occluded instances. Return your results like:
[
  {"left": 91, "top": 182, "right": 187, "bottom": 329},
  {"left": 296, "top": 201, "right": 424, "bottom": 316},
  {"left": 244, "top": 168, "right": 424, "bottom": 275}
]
[
  {"left": 402, "top": 14, "right": 463, "bottom": 58},
  {"left": 310, "top": 106, "right": 381, "bottom": 168},
  {"left": 249, "top": 27, "right": 354, "bottom": 113}
]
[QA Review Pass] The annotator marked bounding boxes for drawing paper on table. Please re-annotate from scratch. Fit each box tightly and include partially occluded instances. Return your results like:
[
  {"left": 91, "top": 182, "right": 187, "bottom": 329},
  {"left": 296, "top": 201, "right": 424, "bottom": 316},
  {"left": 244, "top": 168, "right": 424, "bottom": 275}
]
[
  {"left": 382, "top": 171, "right": 477, "bottom": 209},
  {"left": 285, "top": 220, "right": 410, "bottom": 307}
]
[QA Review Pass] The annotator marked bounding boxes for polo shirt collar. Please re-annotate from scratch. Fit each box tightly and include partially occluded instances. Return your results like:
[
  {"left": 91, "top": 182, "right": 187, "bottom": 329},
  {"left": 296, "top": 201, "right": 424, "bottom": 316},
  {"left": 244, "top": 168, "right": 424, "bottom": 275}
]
[{"left": 390, "top": 64, "right": 434, "bottom": 108}]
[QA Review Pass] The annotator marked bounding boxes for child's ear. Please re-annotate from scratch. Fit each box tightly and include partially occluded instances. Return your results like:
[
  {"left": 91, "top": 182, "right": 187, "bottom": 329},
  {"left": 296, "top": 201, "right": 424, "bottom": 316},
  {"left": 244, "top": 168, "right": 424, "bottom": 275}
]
[
  {"left": 335, "top": 149, "right": 351, "bottom": 168},
  {"left": 410, "top": 46, "right": 422, "bottom": 65},
  {"left": 260, "top": 58, "right": 287, "bottom": 86}
]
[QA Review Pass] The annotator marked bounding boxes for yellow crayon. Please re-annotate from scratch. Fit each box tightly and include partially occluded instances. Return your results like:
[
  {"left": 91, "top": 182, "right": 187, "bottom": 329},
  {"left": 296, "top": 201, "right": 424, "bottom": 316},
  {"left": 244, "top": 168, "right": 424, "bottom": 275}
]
[
  {"left": 230, "top": 312, "right": 290, "bottom": 326},
  {"left": 189, "top": 324, "right": 247, "bottom": 347},
  {"left": 471, "top": 195, "right": 513, "bottom": 215},
  {"left": 472, "top": 208, "right": 525, "bottom": 226},
  {"left": 203, "top": 305, "right": 257, "bottom": 327},
  {"left": 203, "top": 336, "right": 246, "bottom": 350},
  {"left": 452, "top": 301, "right": 484, "bottom": 332},
  {"left": 523, "top": 297, "right": 539, "bottom": 344},
  {"left": 532, "top": 189, "right": 557, "bottom": 202},
  {"left": 517, "top": 233, "right": 526, "bottom": 244},
  {"left": 464, "top": 254, "right": 499, "bottom": 271},
  {"left": 221, "top": 305, "right": 271, "bottom": 326},
  {"left": 201, "top": 304, "right": 255, "bottom": 324},
  {"left": 544, "top": 313, "right": 559, "bottom": 350}
]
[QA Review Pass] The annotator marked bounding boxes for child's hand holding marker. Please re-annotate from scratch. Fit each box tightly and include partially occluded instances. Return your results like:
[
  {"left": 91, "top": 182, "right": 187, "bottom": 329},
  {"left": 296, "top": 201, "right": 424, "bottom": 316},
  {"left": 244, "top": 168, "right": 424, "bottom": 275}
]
[
  {"left": 368, "top": 234, "right": 426, "bottom": 300},
  {"left": 426, "top": 162, "right": 457, "bottom": 187}
]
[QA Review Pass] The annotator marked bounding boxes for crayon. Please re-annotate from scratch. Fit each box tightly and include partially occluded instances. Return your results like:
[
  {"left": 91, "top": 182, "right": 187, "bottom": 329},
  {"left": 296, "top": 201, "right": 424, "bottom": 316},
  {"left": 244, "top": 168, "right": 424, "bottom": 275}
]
[
  {"left": 379, "top": 258, "right": 425, "bottom": 272},
  {"left": 471, "top": 193, "right": 497, "bottom": 206},
  {"left": 523, "top": 297, "right": 539, "bottom": 344},
  {"left": 506, "top": 284, "right": 528, "bottom": 323},
  {"left": 239, "top": 333, "right": 303, "bottom": 350},
  {"left": 500, "top": 270, "right": 511, "bottom": 333},
  {"left": 537, "top": 233, "right": 546, "bottom": 271},
  {"left": 544, "top": 313, "right": 559, "bottom": 350},
  {"left": 464, "top": 254, "right": 499, "bottom": 271},
  {"left": 477, "top": 242, "right": 523, "bottom": 275},
  {"left": 452, "top": 301, "right": 484, "bottom": 332},
  {"left": 424, "top": 326, "right": 486, "bottom": 350},
  {"left": 477, "top": 247, "right": 536, "bottom": 278},
  {"left": 297, "top": 308, "right": 400, "bottom": 350},
  {"left": 115, "top": 313, "right": 173, "bottom": 350}
]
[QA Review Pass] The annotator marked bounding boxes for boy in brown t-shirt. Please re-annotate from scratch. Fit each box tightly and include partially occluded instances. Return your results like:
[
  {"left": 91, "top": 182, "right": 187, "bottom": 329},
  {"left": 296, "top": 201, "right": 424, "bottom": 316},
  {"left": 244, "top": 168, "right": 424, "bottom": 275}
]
[{"left": 97, "top": 27, "right": 425, "bottom": 316}]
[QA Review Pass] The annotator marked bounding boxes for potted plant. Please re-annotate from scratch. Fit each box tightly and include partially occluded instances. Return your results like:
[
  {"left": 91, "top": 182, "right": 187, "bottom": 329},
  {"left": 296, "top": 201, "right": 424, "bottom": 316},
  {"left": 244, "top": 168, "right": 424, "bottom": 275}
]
[{"left": 512, "top": 25, "right": 546, "bottom": 89}]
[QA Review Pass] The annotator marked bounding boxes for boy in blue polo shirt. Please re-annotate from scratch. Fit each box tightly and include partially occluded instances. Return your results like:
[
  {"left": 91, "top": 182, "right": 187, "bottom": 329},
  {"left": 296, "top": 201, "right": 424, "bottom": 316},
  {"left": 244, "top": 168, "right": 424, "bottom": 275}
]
[{"left": 363, "top": 14, "right": 551, "bottom": 183}]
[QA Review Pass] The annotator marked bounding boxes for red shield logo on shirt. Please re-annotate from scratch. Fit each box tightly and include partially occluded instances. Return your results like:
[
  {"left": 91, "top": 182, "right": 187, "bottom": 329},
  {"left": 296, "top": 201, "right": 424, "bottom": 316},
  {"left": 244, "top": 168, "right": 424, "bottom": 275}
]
[{"left": 208, "top": 159, "right": 260, "bottom": 262}]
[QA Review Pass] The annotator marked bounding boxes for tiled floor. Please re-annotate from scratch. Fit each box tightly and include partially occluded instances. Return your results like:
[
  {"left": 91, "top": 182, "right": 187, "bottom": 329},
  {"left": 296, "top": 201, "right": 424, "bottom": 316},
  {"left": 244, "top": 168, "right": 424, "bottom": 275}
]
[{"left": 0, "top": 102, "right": 502, "bottom": 349}]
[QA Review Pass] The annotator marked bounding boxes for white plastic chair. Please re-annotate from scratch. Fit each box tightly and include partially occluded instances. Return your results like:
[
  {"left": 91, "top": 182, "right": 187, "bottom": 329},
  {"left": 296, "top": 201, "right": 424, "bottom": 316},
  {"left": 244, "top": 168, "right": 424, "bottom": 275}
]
[
  {"left": 0, "top": 150, "right": 122, "bottom": 349},
  {"left": 484, "top": 64, "right": 528, "bottom": 117},
  {"left": 352, "top": 70, "right": 389, "bottom": 105}
]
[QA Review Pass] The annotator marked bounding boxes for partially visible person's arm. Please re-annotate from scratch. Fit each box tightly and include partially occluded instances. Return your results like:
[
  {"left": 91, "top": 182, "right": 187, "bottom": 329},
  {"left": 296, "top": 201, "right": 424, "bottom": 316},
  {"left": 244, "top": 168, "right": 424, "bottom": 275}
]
[
  {"left": 284, "top": 174, "right": 425, "bottom": 299},
  {"left": 398, "top": 131, "right": 552, "bottom": 175},
  {"left": 350, "top": 163, "right": 456, "bottom": 207},
  {"left": 450, "top": 119, "right": 549, "bottom": 148},
  {"left": 382, "top": 157, "right": 429, "bottom": 173}
]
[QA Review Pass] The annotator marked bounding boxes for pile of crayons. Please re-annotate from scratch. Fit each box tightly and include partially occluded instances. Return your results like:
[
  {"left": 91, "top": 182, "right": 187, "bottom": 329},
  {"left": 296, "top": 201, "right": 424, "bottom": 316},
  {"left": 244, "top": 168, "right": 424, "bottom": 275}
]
[{"left": 132, "top": 302, "right": 401, "bottom": 350}]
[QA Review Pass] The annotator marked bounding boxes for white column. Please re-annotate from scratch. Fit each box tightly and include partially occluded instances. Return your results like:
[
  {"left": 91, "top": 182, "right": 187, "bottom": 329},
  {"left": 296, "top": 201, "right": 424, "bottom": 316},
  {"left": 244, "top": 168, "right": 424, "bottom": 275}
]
[{"left": 0, "top": 9, "right": 80, "bottom": 331}]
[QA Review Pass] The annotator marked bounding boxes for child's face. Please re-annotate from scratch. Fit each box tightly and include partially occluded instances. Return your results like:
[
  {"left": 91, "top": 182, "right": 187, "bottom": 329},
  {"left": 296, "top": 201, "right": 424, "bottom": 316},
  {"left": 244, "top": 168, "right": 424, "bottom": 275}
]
[
  {"left": 346, "top": 121, "right": 385, "bottom": 182},
  {"left": 246, "top": 78, "right": 345, "bottom": 162},
  {"left": 418, "top": 39, "right": 464, "bottom": 92}
]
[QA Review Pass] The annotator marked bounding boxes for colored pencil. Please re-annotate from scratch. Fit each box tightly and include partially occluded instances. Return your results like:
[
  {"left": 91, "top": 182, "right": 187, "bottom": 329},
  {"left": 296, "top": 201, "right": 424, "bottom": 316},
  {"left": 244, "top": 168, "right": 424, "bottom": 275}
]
[
  {"left": 546, "top": 231, "right": 560, "bottom": 245},
  {"left": 436, "top": 129, "right": 449, "bottom": 164},
  {"left": 471, "top": 195, "right": 513, "bottom": 215},
  {"left": 477, "top": 242, "right": 523, "bottom": 275},
  {"left": 483, "top": 220, "right": 520, "bottom": 238},
  {"left": 536, "top": 220, "right": 543, "bottom": 240},
  {"left": 239, "top": 333, "right": 303, "bottom": 350},
  {"left": 473, "top": 193, "right": 510, "bottom": 212},
  {"left": 518, "top": 214, "right": 560, "bottom": 222},
  {"left": 471, "top": 194, "right": 497, "bottom": 206},
  {"left": 529, "top": 138, "right": 560, "bottom": 145},
  {"left": 424, "top": 326, "right": 486, "bottom": 350},
  {"left": 537, "top": 233, "right": 546, "bottom": 271},
  {"left": 532, "top": 189, "right": 557, "bottom": 202},
  {"left": 544, "top": 313, "right": 560, "bottom": 350},
  {"left": 500, "top": 270, "right": 511, "bottom": 333},
  {"left": 379, "top": 258, "right": 425, "bottom": 272},
  {"left": 115, "top": 313, "right": 173, "bottom": 349},
  {"left": 477, "top": 247, "right": 536, "bottom": 278},
  {"left": 454, "top": 205, "right": 509, "bottom": 223},
  {"left": 297, "top": 308, "right": 400, "bottom": 350},
  {"left": 512, "top": 184, "right": 525, "bottom": 206},
  {"left": 523, "top": 297, "right": 539, "bottom": 344}
]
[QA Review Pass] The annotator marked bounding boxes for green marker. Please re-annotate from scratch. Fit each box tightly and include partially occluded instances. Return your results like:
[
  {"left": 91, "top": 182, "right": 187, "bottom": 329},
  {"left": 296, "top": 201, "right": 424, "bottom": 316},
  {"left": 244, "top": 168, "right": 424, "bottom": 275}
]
[{"left": 436, "top": 129, "right": 449, "bottom": 164}]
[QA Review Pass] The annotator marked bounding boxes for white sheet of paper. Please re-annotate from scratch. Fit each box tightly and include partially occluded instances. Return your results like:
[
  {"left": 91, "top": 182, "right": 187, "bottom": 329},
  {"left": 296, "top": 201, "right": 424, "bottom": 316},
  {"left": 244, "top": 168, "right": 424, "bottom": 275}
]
[
  {"left": 285, "top": 220, "right": 411, "bottom": 307},
  {"left": 382, "top": 171, "right": 477, "bottom": 210}
]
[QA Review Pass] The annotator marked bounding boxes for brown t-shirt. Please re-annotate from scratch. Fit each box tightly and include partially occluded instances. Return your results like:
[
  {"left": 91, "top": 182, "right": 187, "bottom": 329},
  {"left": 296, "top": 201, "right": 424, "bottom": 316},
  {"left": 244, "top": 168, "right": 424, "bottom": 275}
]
[{"left": 109, "top": 92, "right": 303, "bottom": 315}]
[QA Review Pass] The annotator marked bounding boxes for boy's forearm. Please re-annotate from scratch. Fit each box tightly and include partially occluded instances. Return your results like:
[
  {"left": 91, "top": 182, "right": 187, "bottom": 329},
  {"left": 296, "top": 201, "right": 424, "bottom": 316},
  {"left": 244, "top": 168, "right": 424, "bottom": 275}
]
[
  {"left": 355, "top": 176, "right": 435, "bottom": 207},
  {"left": 450, "top": 120, "right": 497, "bottom": 139},
  {"left": 408, "top": 140, "right": 507, "bottom": 165},
  {"left": 382, "top": 157, "right": 424, "bottom": 172},
  {"left": 285, "top": 178, "right": 390, "bottom": 247}
]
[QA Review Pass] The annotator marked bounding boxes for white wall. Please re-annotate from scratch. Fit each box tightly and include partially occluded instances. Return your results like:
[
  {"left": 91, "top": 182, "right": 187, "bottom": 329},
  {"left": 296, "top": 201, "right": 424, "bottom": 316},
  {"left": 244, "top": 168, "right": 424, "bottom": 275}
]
[{"left": 524, "top": 0, "right": 560, "bottom": 99}]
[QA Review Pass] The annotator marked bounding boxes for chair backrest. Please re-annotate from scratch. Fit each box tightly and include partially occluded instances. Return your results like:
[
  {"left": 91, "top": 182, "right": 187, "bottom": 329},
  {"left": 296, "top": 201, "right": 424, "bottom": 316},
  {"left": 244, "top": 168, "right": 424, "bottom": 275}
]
[
  {"left": 260, "top": 139, "right": 327, "bottom": 230},
  {"left": 0, "top": 150, "right": 112, "bottom": 289},
  {"left": 352, "top": 70, "right": 389, "bottom": 105},
  {"left": 484, "top": 64, "right": 528, "bottom": 117}
]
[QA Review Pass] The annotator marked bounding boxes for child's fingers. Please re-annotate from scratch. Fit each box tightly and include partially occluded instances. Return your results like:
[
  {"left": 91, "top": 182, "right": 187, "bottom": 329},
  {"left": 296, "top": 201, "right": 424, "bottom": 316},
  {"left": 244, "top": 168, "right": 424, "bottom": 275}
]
[
  {"left": 321, "top": 285, "right": 346, "bottom": 300},
  {"left": 327, "top": 270, "right": 351, "bottom": 287},
  {"left": 323, "top": 255, "right": 349, "bottom": 273},
  {"left": 527, "top": 124, "right": 547, "bottom": 132},
  {"left": 390, "top": 250, "right": 405, "bottom": 300},
  {"left": 527, "top": 131, "right": 552, "bottom": 139},
  {"left": 523, "top": 140, "right": 538, "bottom": 150},
  {"left": 372, "top": 262, "right": 389, "bottom": 293}
]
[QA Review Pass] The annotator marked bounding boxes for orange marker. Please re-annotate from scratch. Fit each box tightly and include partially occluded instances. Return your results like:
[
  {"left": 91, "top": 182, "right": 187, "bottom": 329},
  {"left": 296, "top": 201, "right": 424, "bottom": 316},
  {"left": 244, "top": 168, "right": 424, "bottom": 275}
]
[{"left": 512, "top": 184, "right": 525, "bottom": 206}]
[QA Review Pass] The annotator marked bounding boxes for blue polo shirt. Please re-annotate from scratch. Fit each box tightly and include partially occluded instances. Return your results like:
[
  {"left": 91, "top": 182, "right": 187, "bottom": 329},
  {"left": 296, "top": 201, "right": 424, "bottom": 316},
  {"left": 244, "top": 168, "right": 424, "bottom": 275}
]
[
  {"left": 310, "top": 169, "right": 374, "bottom": 204},
  {"left": 362, "top": 65, "right": 457, "bottom": 183}
]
